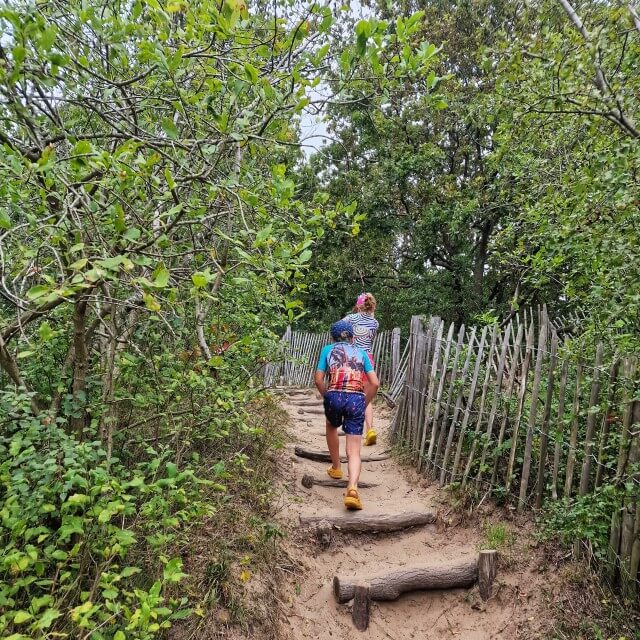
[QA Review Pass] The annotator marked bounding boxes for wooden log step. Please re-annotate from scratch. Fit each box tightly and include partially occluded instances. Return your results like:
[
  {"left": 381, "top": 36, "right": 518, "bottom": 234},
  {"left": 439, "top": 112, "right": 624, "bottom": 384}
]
[
  {"left": 333, "top": 558, "right": 479, "bottom": 604},
  {"left": 301, "top": 473, "right": 379, "bottom": 489},
  {"left": 300, "top": 511, "right": 436, "bottom": 533},
  {"left": 294, "top": 445, "right": 390, "bottom": 463}
]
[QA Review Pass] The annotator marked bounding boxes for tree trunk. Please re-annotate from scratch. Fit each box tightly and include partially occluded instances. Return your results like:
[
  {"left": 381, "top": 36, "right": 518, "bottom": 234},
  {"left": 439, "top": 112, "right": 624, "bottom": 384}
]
[
  {"left": 0, "top": 334, "right": 40, "bottom": 415},
  {"left": 473, "top": 221, "right": 492, "bottom": 304},
  {"left": 70, "top": 297, "right": 89, "bottom": 436}
]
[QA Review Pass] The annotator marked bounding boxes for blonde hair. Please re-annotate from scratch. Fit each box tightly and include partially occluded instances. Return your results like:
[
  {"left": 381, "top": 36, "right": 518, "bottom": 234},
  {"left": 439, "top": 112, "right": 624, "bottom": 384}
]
[{"left": 354, "top": 292, "right": 377, "bottom": 314}]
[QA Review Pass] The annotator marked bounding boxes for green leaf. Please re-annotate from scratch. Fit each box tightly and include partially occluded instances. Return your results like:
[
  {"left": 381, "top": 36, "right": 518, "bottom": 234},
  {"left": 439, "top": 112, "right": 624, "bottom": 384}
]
[
  {"left": 164, "top": 167, "right": 175, "bottom": 190},
  {"left": 114, "top": 632, "right": 126, "bottom": 640},
  {"left": 163, "top": 557, "right": 187, "bottom": 583},
  {"left": 166, "top": 462, "right": 177, "bottom": 478},
  {"left": 69, "top": 258, "right": 88, "bottom": 270},
  {"left": 244, "top": 63, "right": 259, "bottom": 83},
  {"left": 58, "top": 516, "right": 84, "bottom": 541},
  {"left": 0, "top": 209, "right": 12, "bottom": 229},
  {"left": 72, "top": 140, "right": 93, "bottom": 156},
  {"left": 38, "top": 321, "right": 54, "bottom": 342},
  {"left": 161, "top": 118, "right": 179, "bottom": 140},
  {"left": 31, "top": 595, "right": 52, "bottom": 613},
  {"left": 123, "top": 227, "right": 141, "bottom": 241},
  {"left": 143, "top": 292, "right": 161, "bottom": 312},
  {"left": 153, "top": 265, "right": 170, "bottom": 288},
  {"left": 37, "top": 608, "right": 62, "bottom": 629},
  {"left": 95, "top": 256, "right": 125, "bottom": 270},
  {"left": 255, "top": 224, "right": 273, "bottom": 243},
  {"left": 191, "top": 272, "right": 208, "bottom": 288},
  {"left": 26, "top": 285, "right": 49, "bottom": 300},
  {"left": 40, "top": 25, "right": 58, "bottom": 52},
  {"left": 12, "top": 45, "right": 26, "bottom": 65},
  {"left": 13, "top": 611, "right": 31, "bottom": 624}
]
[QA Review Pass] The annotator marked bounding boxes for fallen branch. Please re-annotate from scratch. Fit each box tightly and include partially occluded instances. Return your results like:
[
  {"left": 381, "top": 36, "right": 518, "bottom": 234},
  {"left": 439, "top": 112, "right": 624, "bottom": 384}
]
[
  {"left": 301, "top": 473, "right": 379, "bottom": 489},
  {"left": 294, "top": 445, "right": 390, "bottom": 463},
  {"left": 300, "top": 510, "right": 436, "bottom": 533}
]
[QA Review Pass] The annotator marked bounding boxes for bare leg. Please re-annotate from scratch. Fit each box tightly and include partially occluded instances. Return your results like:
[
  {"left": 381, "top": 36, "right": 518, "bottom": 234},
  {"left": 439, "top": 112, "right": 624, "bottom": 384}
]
[
  {"left": 365, "top": 402, "right": 373, "bottom": 432},
  {"left": 346, "top": 434, "right": 362, "bottom": 488},
  {"left": 326, "top": 421, "right": 340, "bottom": 470},
  {"left": 363, "top": 379, "right": 374, "bottom": 432}
]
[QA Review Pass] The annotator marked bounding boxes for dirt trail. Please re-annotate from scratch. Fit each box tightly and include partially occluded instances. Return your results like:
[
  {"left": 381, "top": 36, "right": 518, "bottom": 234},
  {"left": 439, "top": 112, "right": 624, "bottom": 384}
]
[{"left": 276, "top": 389, "right": 552, "bottom": 640}]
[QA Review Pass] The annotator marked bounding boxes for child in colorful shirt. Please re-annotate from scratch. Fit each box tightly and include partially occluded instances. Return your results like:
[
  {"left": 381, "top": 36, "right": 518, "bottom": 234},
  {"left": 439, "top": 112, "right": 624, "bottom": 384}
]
[
  {"left": 314, "top": 320, "right": 379, "bottom": 510},
  {"left": 343, "top": 292, "right": 379, "bottom": 446}
]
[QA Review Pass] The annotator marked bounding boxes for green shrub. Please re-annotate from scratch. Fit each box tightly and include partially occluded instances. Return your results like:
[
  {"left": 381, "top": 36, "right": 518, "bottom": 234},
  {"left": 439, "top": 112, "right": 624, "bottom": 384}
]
[
  {"left": 0, "top": 390, "right": 214, "bottom": 639},
  {"left": 540, "top": 484, "right": 623, "bottom": 564}
]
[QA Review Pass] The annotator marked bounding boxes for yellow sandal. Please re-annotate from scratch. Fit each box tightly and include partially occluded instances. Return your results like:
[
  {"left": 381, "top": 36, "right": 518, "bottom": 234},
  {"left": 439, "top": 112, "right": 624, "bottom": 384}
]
[
  {"left": 364, "top": 429, "right": 377, "bottom": 446},
  {"left": 344, "top": 488, "right": 363, "bottom": 510},
  {"left": 327, "top": 465, "right": 343, "bottom": 480}
]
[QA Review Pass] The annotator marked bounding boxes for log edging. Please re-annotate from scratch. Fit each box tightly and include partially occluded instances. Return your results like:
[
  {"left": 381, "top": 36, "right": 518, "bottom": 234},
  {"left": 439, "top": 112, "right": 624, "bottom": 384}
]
[
  {"left": 300, "top": 510, "right": 436, "bottom": 533},
  {"left": 294, "top": 445, "right": 390, "bottom": 463},
  {"left": 333, "top": 555, "right": 488, "bottom": 604}
]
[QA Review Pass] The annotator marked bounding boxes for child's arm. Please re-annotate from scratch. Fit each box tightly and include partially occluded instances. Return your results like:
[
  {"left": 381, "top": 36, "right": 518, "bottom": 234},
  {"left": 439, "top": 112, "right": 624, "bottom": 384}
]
[
  {"left": 364, "top": 370, "right": 379, "bottom": 406},
  {"left": 314, "top": 345, "right": 330, "bottom": 396},
  {"left": 314, "top": 370, "right": 327, "bottom": 396}
]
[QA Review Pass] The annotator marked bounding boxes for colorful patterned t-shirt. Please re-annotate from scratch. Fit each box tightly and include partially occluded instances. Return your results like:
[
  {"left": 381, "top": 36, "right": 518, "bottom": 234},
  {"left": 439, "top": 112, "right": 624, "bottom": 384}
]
[
  {"left": 342, "top": 312, "right": 379, "bottom": 353},
  {"left": 316, "top": 342, "right": 373, "bottom": 394}
]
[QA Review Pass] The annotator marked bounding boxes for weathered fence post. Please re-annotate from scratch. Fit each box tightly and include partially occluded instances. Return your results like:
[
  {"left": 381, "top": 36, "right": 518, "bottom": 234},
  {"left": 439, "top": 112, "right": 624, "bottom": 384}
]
[
  {"left": 578, "top": 343, "right": 605, "bottom": 497},
  {"left": 391, "top": 327, "right": 401, "bottom": 383},
  {"left": 280, "top": 325, "right": 292, "bottom": 386},
  {"left": 535, "top": 330, "right": 559, "bottom": 508},
  {"left": 518, "top": 321, "right": 547, "bottom": 511},
  {"left": 551, "top": 342, "right": 570, "bottom": 500},
  {"left": 620, "top": 400, "right": 640, "bottom": 598}
]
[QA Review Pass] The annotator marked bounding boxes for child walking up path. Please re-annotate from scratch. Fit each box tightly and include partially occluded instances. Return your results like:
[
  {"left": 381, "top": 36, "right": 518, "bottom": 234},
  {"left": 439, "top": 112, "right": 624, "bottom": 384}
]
[{"left": 314, "top": 320, "right": 380, "bottom": 510}]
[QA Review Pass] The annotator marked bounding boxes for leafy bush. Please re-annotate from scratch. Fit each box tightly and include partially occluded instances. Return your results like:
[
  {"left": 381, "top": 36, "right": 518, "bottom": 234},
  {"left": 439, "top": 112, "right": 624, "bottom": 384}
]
[
  {"left": 0, "top": 389, "right": 213, "bottom": 639},
  {"left": 540, "top": 484, "right": 624, "bottom": 564}
]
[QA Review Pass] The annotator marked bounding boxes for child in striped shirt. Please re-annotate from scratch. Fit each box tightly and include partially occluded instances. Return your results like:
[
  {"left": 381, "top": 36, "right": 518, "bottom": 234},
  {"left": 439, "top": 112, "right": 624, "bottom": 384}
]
[{"left": 343, "top": 293, "right": 379, "bottom": 445}]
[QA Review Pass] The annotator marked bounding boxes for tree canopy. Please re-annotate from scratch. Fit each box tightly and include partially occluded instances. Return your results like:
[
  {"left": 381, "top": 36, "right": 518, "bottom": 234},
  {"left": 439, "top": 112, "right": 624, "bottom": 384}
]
[{"left": 299, "top": 0, "right": 640, "bottom": 348}]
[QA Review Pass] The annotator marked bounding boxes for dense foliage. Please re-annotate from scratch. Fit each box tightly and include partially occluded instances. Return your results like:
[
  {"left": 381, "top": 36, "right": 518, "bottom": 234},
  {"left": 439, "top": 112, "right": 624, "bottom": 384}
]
[{"left": 299, "top": 0, "right": 639, "bottom": 347}]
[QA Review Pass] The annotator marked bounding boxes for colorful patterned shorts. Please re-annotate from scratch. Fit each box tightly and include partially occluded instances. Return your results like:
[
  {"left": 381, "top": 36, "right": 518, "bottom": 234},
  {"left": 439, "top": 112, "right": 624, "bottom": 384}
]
[{"left": 323, "top": 390, "right": 365, "bottom": 435}]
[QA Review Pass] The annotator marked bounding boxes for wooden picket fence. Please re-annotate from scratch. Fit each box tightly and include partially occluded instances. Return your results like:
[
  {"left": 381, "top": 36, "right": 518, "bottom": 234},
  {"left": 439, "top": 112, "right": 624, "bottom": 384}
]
[
  {"left": 263, "top": 326, "right": 407, "bottom": 394},
  {"left": 391, "top": 311, "right": 640, "bottom": 597}
]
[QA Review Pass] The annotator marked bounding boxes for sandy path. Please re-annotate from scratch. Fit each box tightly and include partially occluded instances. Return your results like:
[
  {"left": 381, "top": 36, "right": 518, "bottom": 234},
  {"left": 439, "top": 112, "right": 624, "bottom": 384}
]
[{"left": 275, "top": 389, "right": 549, "bottom": 640}]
